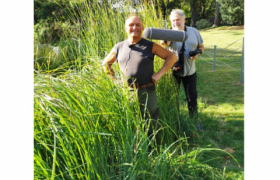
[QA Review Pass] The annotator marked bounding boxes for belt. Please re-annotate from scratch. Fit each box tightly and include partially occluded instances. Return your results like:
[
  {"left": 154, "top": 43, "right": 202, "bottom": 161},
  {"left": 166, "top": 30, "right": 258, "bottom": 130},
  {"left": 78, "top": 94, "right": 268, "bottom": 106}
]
[{"left": 128, "top": 82, "right": 155, "bottom": 90}]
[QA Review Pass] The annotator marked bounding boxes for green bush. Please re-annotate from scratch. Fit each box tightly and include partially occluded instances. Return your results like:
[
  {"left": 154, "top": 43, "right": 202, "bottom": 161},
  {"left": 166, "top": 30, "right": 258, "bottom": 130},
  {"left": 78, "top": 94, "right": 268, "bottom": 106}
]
[{"left": 196, "top": 19, "right": 211, "bottom": 30}]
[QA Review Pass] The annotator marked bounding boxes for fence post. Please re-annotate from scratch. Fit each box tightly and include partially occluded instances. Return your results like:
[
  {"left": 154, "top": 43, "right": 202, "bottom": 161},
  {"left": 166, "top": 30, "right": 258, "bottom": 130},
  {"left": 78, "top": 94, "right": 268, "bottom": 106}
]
[
  {"left": 240, "top": 37, "right": 244, "bottom": 84},
  {"left": 213, "top": 45, "right": 216, "bottom": 70}
]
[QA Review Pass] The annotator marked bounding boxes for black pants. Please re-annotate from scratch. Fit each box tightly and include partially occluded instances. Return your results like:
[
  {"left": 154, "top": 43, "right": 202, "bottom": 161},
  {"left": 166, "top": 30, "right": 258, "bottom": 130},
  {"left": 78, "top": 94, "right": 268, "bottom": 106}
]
[{"left": 173, "top": 72, "right": 198, "bottom": 119}]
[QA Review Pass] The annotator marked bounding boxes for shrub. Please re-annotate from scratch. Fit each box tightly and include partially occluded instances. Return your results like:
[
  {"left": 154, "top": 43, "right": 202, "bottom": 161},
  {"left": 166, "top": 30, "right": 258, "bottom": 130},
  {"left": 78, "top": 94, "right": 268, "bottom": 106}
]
[{"left": 196, "top": 19, "right": 211, "bottom": 30}]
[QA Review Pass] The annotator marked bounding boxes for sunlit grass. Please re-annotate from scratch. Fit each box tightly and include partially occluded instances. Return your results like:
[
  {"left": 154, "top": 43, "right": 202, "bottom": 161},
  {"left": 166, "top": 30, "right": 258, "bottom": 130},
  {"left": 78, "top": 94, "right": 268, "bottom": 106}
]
[
  {"left": 169, "top": 26, "right": 245, "bottom": 177},
  {"left": 200, "top": 26, "right": 244, "bottom": 49},
  {"left": 187, "top": 26, "right": 244, "bottom": 174}
]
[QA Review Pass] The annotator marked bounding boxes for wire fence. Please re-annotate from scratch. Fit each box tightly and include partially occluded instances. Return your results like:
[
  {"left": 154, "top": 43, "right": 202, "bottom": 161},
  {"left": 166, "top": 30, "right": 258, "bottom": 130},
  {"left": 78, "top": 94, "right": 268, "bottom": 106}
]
[{"left": 199, "top": 37, "right": 244, "bottom": 84}]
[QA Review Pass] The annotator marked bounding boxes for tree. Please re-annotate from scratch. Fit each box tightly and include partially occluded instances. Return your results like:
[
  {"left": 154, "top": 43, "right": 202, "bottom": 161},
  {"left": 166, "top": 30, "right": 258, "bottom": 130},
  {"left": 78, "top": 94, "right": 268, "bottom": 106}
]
[
  {"left": 156, "top": 0, "right": 216, "bottom": 27},
  {"left": 189, "top": 0, "right": 198, "bottom": 27},
  {"left": 197, "top": 0, "right": 215, "bottom": 19},
  {"left": 213, "top": 0, "right": 220, "bottom": 27},
  {"left": 219, "top": 0, "right": 244, "bottom": 25},
  {"left": 158, "top": 0, "right": 169, "bottom": 20}
]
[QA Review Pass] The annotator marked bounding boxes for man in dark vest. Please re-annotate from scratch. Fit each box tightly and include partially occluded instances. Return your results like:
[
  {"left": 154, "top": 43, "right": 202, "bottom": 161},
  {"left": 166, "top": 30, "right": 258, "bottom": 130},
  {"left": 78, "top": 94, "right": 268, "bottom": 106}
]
[{"left": 102, "top": 14, "right": 176, "bottom": 139}]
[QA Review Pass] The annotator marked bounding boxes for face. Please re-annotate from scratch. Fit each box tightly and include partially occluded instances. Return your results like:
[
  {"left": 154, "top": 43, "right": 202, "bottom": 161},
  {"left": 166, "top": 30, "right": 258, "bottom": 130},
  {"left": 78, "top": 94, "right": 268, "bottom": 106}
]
[
  {"left": 170, "top": 14, "right": 185, "bottom": 30},
  {"left": 125, "top": 16, "right": 144, "bottom": 39}
]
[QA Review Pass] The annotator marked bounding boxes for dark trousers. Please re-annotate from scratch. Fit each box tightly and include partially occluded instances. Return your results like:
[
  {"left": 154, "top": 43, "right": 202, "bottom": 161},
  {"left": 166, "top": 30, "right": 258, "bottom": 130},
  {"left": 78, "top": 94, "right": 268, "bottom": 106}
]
[
  {"left": 173, "top": 72, "right": 198, "bottom": 119},
  {"left": 129, "top": 89, "right": 159, "bottom": 138}
]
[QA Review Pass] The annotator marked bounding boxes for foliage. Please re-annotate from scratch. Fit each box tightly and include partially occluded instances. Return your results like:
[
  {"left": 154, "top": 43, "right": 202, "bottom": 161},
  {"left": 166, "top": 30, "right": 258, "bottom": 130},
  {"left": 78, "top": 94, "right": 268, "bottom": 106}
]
[
  {"left": 153, "top": 0, "right": 216, "bottom": 27},
  {"left": 34, "top": 0, "right": 244, "bottom": 44},
  {"left": 34, "top": 0, "right": 60, "bottom": 24},
  {"left": 34, "top": 0, "right": 84, "bottom": 44},
  {"left": 196, "top": 19, "right": 211, "bottom": 29},
  {"left": 219, "top": 0, "right": 244, "bottom": 25},
  {"left": 197, "top": 0, "right": 216, "bottom": 19},
  {"left": 34, "top": 44, "right": 65, "bottom": 71},
  {"left": 34, "top": 39, "right": 85, "bottom": 74},
  {"left": 34, "top": 19, "right": 80, "bottom": 44}
]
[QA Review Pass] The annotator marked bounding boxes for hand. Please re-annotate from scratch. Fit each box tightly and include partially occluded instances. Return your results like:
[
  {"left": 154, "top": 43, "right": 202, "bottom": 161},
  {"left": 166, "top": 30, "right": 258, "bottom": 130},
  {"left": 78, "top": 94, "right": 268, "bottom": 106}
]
[
  {"left": 190, "top": 54, "right": 200, "bottom": 60},
  {"left": 160, "top": 40, "right": 170, "bottom": 46},
  {"left": 151, "top": 73, "right": 161, "bottom": 84},
  {"left": 112, "top": 76, "right": 117, "bottom": 81}
]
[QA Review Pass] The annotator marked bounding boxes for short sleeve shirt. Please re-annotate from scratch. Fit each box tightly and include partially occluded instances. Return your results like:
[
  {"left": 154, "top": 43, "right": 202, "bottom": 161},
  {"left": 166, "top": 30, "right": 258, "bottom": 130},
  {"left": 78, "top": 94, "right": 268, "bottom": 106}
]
[{"left": 169, "top": 26, "right": 203, "bottom": 76}]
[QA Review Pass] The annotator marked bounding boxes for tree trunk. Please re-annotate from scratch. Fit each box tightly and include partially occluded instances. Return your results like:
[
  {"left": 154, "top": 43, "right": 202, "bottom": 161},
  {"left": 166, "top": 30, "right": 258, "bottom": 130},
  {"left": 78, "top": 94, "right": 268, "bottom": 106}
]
[
  {"left": 189, "top": 0, "right": 198, "bottom": 27},
  {"left": 213, "top": 0, "right": 220, "bottom": 27},
  {"left": 165, "top": 0, "right": 169, "bottom": 20},
  {"left": 200, "top": 0, "right": 206, "bottom": 19},
  {"left": 160, "top": 0, "right": 166, "bottom": 20},
  {"left": 157, "top": 0, "right": 169, "bottom": 20}
]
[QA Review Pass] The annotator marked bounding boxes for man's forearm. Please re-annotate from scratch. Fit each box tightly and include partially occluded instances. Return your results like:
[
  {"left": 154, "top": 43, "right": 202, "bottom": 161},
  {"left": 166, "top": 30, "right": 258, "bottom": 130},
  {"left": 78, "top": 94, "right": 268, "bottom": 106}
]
[
  {"left": 102, "top": 47, "right": 117, "bottom": 78},
  {"left": 197, "top": 44, "right": 205, "bottom": 53},
  {"left": 157, "top": 57, "right": 176, "bottom": 77}
]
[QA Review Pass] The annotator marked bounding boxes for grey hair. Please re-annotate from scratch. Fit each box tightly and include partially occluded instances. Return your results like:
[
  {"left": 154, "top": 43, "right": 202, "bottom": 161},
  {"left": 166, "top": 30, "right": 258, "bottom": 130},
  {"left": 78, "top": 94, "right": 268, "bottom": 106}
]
[{"left": 169, "top": 9, "right": 185, "bottom": 20}]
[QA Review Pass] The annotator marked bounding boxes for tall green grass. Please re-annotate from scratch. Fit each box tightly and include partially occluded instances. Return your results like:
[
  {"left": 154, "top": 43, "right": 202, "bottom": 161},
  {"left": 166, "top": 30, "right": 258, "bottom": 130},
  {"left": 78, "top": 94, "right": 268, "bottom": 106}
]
[
  {"left": 34, "top": 69, "right": 236, "bottom": 179},
  {"left": 34, "top": 1, "right": 240, "bottom": 179}
]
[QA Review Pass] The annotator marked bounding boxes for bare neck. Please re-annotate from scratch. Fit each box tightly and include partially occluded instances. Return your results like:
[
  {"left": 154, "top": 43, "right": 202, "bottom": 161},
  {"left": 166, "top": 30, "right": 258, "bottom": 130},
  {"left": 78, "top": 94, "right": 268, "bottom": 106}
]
[
  {"left": 128, "top": 37, "right": 142, "bottom": 44},
  {"left": 180, "top": 26, "right": 186, "bottom": 31}
]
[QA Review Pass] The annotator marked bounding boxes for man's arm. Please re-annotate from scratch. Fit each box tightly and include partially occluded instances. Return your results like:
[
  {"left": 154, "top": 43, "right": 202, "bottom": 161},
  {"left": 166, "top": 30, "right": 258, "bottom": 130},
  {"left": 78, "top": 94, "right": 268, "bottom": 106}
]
[
  {"left": 190, "top": 43, "right": 205, "bottom": 60},
  {"left": 102, "top": 48, "right": 116, "bottom": 79},
  {"left": 151, "top": 43, "right": 177, "bottom": 84}
]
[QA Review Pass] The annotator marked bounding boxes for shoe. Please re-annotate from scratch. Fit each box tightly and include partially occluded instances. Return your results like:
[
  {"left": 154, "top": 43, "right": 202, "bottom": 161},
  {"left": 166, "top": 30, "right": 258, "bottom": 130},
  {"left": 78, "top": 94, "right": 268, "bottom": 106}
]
[{"left": 196, "top": 122, "right": 203, "bottom": 132}]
